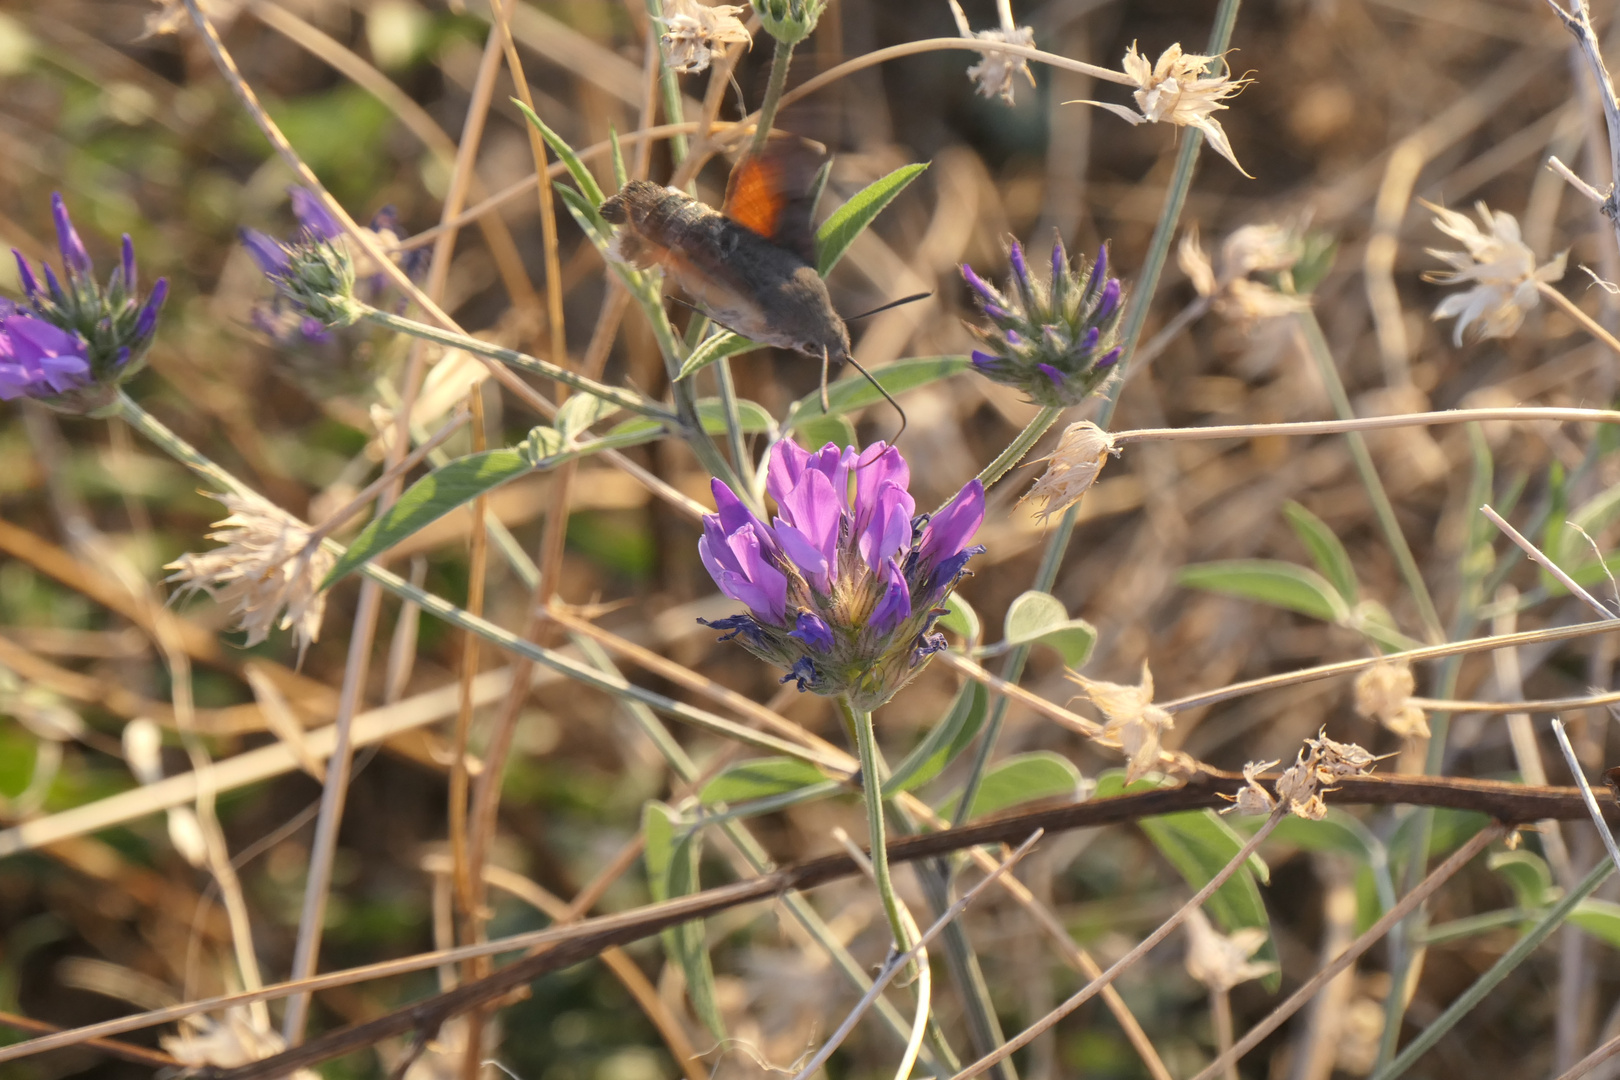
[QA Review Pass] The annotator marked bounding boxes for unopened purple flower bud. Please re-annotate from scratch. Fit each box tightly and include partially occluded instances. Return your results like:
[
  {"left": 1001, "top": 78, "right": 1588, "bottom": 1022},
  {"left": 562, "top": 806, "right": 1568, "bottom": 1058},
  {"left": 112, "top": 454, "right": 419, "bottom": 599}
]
[
  {"left": 12, "top": 251, "right": 38, "bottom": 300},
  {"left": 1079, "top": 325, "right": 1099, "bottom": 352},
  {"left": 241, "top": 230, "right": 291, "bottom": 276},
  {"left": 1037, "top": 362, "right": 1065, "bottom": 387},
  {"left": 120, "top": 235, "right": 137, "bottom": 294},
  {"left": 1005, "top": 329, "right": 1023, "bottom": 346},
  {"left": 41, "top": 263, "right": 66, "bottom": 305},
  {"left": 961, "top": 264, "right": 1001, "bottom": 306},
  {"left": 1009, "top": 239, "right": 1030, "bottom": 290},
  {"left": 1096, "top": 347, "right": 1122, "bottom": 369},
  {"left": 1052, "top": 234, "right": 1068, "bottom": 280},
  {"left": 288, "top": 187, "right": 343, "bottom": 240},
  {"left": 133, "top": 278, "right": 169, "bottom": 339},
  {"left": 51, "top": 193, "right": 92, "bottom": 277},
  {"left": 789, "top": 611, "right": 835, "bottom": 652},
  {"left": 970, "top": 350, "right": 1000, "bottom": 369},
  {"left": 1092, "top": 243, "right": 1108, "bottom": 285},
  {"left": 982, "top": 303, "right": 1009, "bottom": 321},
  {"left": 1096, "top": 278, "right": 1121, "bottom": 320}
]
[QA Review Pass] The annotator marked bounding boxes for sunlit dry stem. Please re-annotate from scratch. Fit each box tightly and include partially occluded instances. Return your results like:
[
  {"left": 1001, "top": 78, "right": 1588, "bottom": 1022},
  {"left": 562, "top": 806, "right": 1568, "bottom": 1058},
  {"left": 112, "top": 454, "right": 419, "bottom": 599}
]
[
  {"left": 1187, "top": 825, "right": 1503, "bottom": 1080},
  {"left": 1480, "top": 503, "right": 1613, "bottom": 618},
  {"left": 1536, "top": 279, "right": 1620, "bottom": 356},
  {"left": 945, "top": 807, "right": 1288, "bottom": 1080},
  {"left": 1550, "top": 720, "right": 1620, "bottom": 877},
  {"left": 1111, "top": 406, "right": 1620, "bottom": 446}
]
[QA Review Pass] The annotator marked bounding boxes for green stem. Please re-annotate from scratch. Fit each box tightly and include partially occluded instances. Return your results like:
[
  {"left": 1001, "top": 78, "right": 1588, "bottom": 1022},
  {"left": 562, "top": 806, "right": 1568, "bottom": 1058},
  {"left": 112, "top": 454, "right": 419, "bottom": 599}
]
[
  {"left": 976, "top": 404, "right": 1063, "bottom": 493},
  {"left": 751, "top": 39, "right": 796, "bottom": 154},
  {"left": 1370, "top": 855, "right": 1614, "bottom": 1080},
  {"left": 1295, "top": 310, "right": 1444, "bottom": 641},
  {"left": 360, "top": 306, "right": 675, "bottom": 423},
  {"left": 644, "top": 0, "right": 690, "bottom": 168},
  {"left": 842, "top": 695, "right": 911, "bottom": 953}
]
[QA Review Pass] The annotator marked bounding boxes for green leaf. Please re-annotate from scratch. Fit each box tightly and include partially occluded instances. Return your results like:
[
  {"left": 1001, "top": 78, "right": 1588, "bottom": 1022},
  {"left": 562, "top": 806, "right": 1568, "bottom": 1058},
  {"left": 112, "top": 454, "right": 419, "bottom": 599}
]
[
  {"left": 555, "top": 182, "right": 615, "bottom": 250},
  {"left": 1349, "top": 599, "right": 1424, "bottom": 653},
  {"left": 1002, "top": 590, "right": 1096, "bottom": 667},
  {"left": 555, "top": 393, "right": 621, "bottom": 443},
  {"left": 937, "top": 592, "right": 982, "bottom": 645},
  {"left": 1570, "top": 898, "right": 1620, "bottom": 949},
  {"left": 519, "top": 425, "right": 566, "bottom": 464},
  {"left": 515, "top": 100, "right": 605, "bottom": 206},
  {"left": 815, "top": 163, "right": 929, "bottom": 277},
  {"left": 696, "top": 397, "right": 774, "bottom": 434},
  {"left": 935, "top": 751, "right": 1082, "bottom": 821},
  {"left": 643, "top": 801, "right": 725, "bottom": 1040},
  {"left": 884, "top": 680, "right": 989, "bottom": 795},
  {"left": 323, "top": 449, "right": 530, "bottom": 587},
  {"left": 609, "top": 124, "right": 628, "bottom": 193},
  {"left": 1489, "top": 850, "right": 1557, "bottom": 910},
  {"left": 677, "top": 331, "right": 764, "bottom": 381},
  {"left": 1177, "top": 559, "right": 1350, "bottom": 623},
  {"left": 1095, "top": 770, "right": 1278, "bottom": 989},
  {"left": 791, "top": 413, "right": 858, "bottom": 451},
  {"left": 1283, "top": 501, "right": 1358, "bottom": 605},
  {"left": 700, "top": 758, "right": 828, "bottom": 806},
  {"left": 783, "top": 356, "right": 971, "bottom": 430}
]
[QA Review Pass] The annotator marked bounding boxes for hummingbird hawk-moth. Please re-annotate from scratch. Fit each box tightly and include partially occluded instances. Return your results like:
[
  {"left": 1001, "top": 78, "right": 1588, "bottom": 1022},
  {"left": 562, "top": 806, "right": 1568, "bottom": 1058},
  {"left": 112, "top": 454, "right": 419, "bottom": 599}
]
[{"left": 598, "top": 143, "right": 915, "bottom": 434}]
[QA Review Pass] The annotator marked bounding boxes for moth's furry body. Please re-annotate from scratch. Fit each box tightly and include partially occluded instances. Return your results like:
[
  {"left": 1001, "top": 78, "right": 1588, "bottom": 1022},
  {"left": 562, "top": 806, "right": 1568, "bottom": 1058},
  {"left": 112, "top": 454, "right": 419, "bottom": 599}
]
[{"left": 599, "top": 180, "right": 851, "bottom": 364}]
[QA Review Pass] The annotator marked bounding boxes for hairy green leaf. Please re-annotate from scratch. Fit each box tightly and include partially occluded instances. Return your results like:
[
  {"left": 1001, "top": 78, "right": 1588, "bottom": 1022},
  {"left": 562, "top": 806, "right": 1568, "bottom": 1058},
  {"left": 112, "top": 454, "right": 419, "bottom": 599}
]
[
  {"left": 935, "top": 751, "right": 1081, "bottom": 821},
  {"left": 1177, "top": 559, "right": 1350, "bottom": 623},
  {"left": 1283, "top": 501, "right": 1358, "bottom": 604},
  {"left": 815, "top": 163, "right": 929, "bottom": 276},
  {"left": 885, "top": 680, "right": 988, "bottom": 795},
  {"left": 643, "top": 801, "right": 725, "bottom": 1040}
]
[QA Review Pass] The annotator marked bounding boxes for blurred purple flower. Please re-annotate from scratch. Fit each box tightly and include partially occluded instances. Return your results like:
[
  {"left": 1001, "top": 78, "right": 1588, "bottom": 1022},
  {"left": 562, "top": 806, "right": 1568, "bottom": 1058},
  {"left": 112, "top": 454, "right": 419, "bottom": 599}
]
[
  {"left": 699, "top": 439, "right": 985, "bottom": 710},
  {"left": 6, "top": 193, "right": 168, "bottom": 409}
]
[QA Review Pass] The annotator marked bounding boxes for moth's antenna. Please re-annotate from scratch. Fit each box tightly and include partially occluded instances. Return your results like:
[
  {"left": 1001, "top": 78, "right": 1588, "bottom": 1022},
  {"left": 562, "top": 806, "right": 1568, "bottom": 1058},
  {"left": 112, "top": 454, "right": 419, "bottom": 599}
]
[
  {"left": 842, "top": 355, "right": 908, "bottom": 443},
  {"left": 819, "top": 346, "right": 832, "bottom": 414},
  {"left": 845, "top": 292, "right": 932, "bottom": 323}
]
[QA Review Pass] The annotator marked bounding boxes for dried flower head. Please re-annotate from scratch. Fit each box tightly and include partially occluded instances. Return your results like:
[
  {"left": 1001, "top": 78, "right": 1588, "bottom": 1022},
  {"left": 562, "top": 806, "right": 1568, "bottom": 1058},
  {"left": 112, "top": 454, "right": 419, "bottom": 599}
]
[
  {"left": 1179, "top": 222, "right": 1314, "bottom": 327},
  {"left": 5, "top": 194, "right": 169, "bottom": 410},
  {"left": 1266, "top": 728, "right": 1377, "bottom": 820},
  {"left": 699, "top": 440, "right": 984, "bottom": 710},
  {"left": 1068, "top": 661, "right": 1173, "bottom": 782},
  {"left": 1220, "top": 759, "right": 1279, "bottom": 816},
  {"left": 161, "top": 1008, "right": 317, "bottom": 1078},
  {"left": 1306, "top": 729, "right": 1378, "bottom": 781},
  {"left": 1021, "top": 421, "right": 1117, "bottom": 523},
  {"left": 1423, "top": 200, "right": 1566, "bottom": 345},
  {"left": 1184, "top": 908, "right": 1277, "bottom": 992},
  {"left": 947, "top": 0, "right": 1036, "bottom": 104},
  {"left": 1353, "top": 661, "right": 1429, "bottom": 739},
  {"left": 165, "top": 493, "right": 335, "bottom": 661},
  {"left": 962, "top": 234, "right": 1126, "bottom": 407},
  {"left": 658, "top": 0, "right": 752, "bottom": 74},
  {"left": 1072, "top": 42, "right": 1253, "bottom": 176}
]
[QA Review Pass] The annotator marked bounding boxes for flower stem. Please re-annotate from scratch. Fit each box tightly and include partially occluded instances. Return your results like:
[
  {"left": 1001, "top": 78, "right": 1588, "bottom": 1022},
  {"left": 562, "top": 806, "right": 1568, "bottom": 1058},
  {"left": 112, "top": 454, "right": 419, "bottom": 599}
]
[
  {"left": 360, "top": 306, "right": 676, "bottom": 422},
  {"left": 644, "top": 0, "right": 691, "bottom": 167},
  {"left": 975, "top": 404, "right": 1062, "bottom": 493},
  {"left": 1294, "top": 309, "right": 1445, "bottom": 642},
  {"left": 751, "top": 38, "right": 796, "bottom": 154},
  {"left": 841, "top": 695, "right": 912, "bottom": 954}
]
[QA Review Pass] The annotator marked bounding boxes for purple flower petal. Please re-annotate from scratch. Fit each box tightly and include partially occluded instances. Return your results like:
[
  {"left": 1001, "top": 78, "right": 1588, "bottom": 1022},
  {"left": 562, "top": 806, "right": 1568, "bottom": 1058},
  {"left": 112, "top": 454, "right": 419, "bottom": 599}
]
[
  {"left": 774, "top": 468, "right": 842, "bottom": 592},
  {"left": 970, "top": 350, "right": 1001, "bottom": 370},
  {"left": 241, "top": 229, "right": 291, "bottom": 276},
  {"left": 1096, "top": 347, "right": 1122, "bottom": 369},
  {"left": 912, "top": 630, "right": 949, "bottom": 667},
  {"left": 765, "top": 438, "right": 811, "bottom": 506},
  {"left": 51, "top": 193, "right": 92, "bottom": 276},
  {"left": 918, "top": 479, "right": 984, "bottom": 573},
  {"left": 780, "top": 656, "right": 817, "bottom": 692},
  {"left": 12, "top": 251, "right": 39, "bottom": 300},
  {"left": 869, "top": 558, "right": 912, "bottom": 636},
  {"left": 698, "top": 613, "right": 769, "bottom": 648},
  {"left": 1037, "top": 363, "right": 1066, "bottom": 388},
  {"left": 0, "top": 314, "right": 90, "bottom": 396},
  {"left": 789, "top": 611, "right": 835, "bottom": 653},
  {"left": 711, "top": 477, "right": 768, "bottom": 540},
  {"left": 288, "top": 187, "right": 343, "bottom": 240}
]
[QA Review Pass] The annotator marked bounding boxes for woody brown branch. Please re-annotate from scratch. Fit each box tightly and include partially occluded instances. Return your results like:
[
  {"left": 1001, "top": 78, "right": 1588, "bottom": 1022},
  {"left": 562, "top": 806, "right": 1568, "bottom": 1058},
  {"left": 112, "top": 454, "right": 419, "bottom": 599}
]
[{"left": 150, "top": 766, "right": 1616, "bottom": 1080}]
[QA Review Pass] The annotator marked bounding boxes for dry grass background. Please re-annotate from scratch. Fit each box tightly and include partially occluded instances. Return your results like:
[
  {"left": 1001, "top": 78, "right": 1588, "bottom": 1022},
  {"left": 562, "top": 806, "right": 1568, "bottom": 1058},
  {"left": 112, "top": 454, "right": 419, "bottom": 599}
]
[{"left": 1, "top": 0, "right": 1620, "bottom": 1078}]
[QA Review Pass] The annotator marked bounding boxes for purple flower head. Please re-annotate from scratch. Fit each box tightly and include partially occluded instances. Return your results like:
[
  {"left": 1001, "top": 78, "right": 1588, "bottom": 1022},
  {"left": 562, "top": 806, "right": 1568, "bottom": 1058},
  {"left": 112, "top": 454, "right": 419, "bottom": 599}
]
[
  {"left": 960, "top": 234, "right": 1127, "bottom": 407},
  {"left": 51, "top": 193, "right": 92, "bottom": 277},
  {"left": 699, "top": 440, "right": 985, "bottom": 710},
  {"left": 2, "top": 195, "right": 169, "bottom": 408},
  {"left": 241, "top": 229, "right": 292, "bottom": 277}
]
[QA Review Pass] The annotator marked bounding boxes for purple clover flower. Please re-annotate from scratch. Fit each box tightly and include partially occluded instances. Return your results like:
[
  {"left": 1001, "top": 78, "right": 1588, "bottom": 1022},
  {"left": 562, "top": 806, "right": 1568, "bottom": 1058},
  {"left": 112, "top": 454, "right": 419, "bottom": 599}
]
[
  {"left": 6, "top": 193, "right": 168, "bottom": 409},
  {"left": 699, "top": 439, "right": 985, "bottom": 710},
  {"left": 243, "top": 186, "right": 423, "bottom": 345},
  {"left": 961, "top": 230, "right": 1127, "bottom": 408}
]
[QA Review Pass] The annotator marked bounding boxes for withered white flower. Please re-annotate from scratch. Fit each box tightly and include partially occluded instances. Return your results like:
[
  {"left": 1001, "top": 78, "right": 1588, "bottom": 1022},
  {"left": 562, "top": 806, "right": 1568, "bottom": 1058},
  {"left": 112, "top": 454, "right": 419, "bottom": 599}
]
[
  {"left": 1179, "top": 222, "right": 1310, "bottom": 324},
  {"left": 1306, "top": 728, "right": 1378, "bottom": 782},
  {"left": 1184, "top": 908, "right": 1277, "bottom": 992},
  {"left": 1353, "top": 662, "right": 1429, "bottom": 739},
  {"left": 1220, "top": 759, "right": 1278, "bottom": 816},
  {"left": 1072, "top": 42, "right": 1253, "bottom": 176},
  {"left": 166, "top": 493, "right": 335, "bottom": 661},
  {"left": 1068, "top": 660, "right": 1174, "bottom": 782},
  {"left": 658, "top": 0, "right": 752, "bottom": 75},
  {"left": 162, "top": 1008, "right": 317, "bottom": 1078},
  {"left": 947, "top": 0, "right": 1037, "bottom": 104},
  {"left": 1423, "top": 200, "right": 1566, "bottom": 345},
  {"left": 1021, "top": 421, "right": 1117, "bottom": 523}
]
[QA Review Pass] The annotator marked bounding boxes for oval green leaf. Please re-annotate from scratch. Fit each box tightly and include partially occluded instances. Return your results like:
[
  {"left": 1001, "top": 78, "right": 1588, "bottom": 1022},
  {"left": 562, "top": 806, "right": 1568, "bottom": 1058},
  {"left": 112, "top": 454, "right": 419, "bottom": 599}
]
[
  {"left": 677, "top": 331, "right": 764, "bottom": 381},
  {"left": 935, "top": 751, "right": 1081, "bottom": 821},
  {"left": 696, "top": 397, "right": 774, "bottom": 434},
  {"left": 700, "top": 757, "right": 829, "bottom": 806},
  {"left": 642, "top": 801, "right": 725, "bottom": 1040},
  {"left": 1177, "top": 559, "right": 1350, "bottom": 623},
  {"left": 1283, "top": 501, "right": 1358, "bottom": 605}
]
